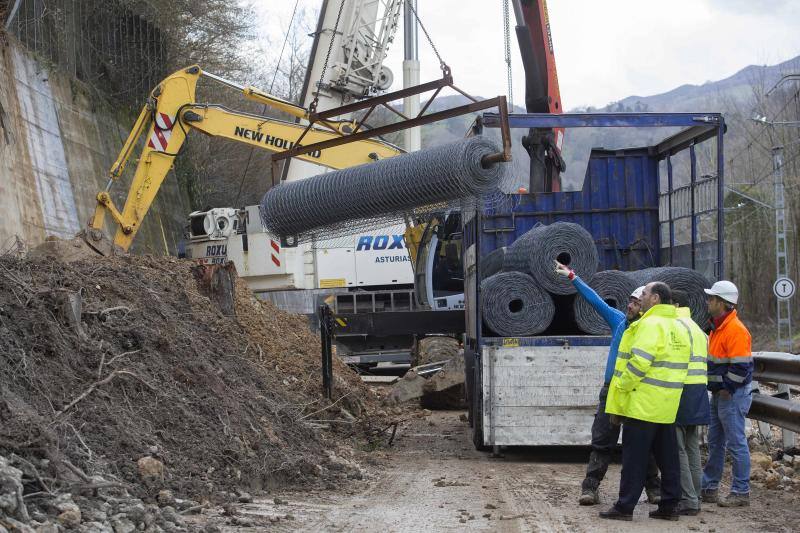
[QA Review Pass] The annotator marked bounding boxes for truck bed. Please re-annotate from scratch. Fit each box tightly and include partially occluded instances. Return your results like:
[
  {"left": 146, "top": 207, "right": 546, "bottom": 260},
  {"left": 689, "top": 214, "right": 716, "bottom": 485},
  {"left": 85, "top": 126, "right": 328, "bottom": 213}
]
[{"left": 480, "top": 336, "right": 609, "bottom": 446}]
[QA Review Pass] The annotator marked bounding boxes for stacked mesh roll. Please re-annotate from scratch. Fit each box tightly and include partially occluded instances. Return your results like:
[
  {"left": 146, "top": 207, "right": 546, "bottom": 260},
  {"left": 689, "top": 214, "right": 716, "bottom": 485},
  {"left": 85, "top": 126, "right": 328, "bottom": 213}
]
[
  {"left": 624, "top": 267, "right": 712, "bottom": 326},
  {"left": 481, "top": 272, "right": 555, "bottom": 336},
  {"left": 574, "top": 270, "right": 636, "bottom": 335},
  {"left": 480, "top": 221, "right": 711, "bottom": 336},
  {"left": 260, "top": 137, "right": 507, "bottom": 240},
  {"left": 524, "top": 222, "right": 599, "bottom": 294}
]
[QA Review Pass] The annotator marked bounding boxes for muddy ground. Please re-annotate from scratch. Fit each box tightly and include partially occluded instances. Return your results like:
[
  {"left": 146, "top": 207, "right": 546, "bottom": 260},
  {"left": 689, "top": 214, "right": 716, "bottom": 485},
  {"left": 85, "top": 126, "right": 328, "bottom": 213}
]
[{"left": 191, "top": 410, "right": 800, "bottom": 532}]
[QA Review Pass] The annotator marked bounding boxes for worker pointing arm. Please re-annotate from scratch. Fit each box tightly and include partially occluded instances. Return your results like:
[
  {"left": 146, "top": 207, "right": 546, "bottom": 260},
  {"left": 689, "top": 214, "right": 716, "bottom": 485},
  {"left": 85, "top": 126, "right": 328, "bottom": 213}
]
[{"left": 555, "top": 261, "right": 661, "bottom": 507}]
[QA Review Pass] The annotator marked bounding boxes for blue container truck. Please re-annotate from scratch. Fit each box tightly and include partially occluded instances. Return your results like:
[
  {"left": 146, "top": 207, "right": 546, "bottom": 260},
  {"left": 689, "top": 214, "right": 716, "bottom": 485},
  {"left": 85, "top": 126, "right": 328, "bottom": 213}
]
[{"left": 463, "top": 112, "right": 726, "bottom": 451}]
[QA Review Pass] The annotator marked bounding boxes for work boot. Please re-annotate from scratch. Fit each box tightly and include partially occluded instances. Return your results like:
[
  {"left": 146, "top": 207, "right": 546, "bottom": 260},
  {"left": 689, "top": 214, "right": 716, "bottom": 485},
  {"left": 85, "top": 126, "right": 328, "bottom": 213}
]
[
  {"left": 677, "top": 505, "right": 700, "bottom": 516},
  {"left": 578, "top": 488, "right": 599, "bottom": 506},
  {"left": 645, "top": 487, "right": 661, "bottom": 504},
  {"left": 599, "top": 507, "right": 632, "bottom": 521},
  {"left": 700, "top": 489, "right": 718, "bottom": 504},
  {"left": 718, "top": 492, "right": 749, "bottom": 507},
  {"left": 649, "top": 508, "right": 679, "bottom": 521}
]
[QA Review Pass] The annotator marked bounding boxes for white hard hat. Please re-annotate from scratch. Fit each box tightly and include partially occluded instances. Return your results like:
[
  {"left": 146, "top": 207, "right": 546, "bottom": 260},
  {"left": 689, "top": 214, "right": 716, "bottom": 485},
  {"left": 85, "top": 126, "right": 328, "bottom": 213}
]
[
  {"left": 704, "top": 280, "right": 739, "bottom": 305},
  {"left": 631, "top": 286, "right": 645, "bottom": 300}
]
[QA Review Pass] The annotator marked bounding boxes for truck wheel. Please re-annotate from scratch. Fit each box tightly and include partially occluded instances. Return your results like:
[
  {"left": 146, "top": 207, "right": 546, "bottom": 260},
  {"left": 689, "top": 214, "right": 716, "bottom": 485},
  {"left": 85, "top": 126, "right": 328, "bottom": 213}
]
[{"left": 413, "top": 336, "right": 460, "bottom": 367}]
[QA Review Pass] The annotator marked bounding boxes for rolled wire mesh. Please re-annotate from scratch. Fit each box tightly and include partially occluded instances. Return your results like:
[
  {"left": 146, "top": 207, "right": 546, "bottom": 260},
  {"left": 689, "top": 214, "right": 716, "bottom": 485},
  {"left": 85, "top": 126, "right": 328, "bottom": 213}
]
[
  {"left": 624, "top": 267, "right": 711, "bottom": 325},
  {"left": 481, "top": 272, "right": 555, "bottom": 336},
  {"left": 259, "top": 137, "right": 509, "bottom": 243},
  {"left": 502, "top": 225, "right": 544, "bottom": 274},
  {"left": 524, "top": 222, "right": 599, "bottom": 295},
  {"left": 574, "top": 270, "right": 636, "bottom": 335},
  {"left": 481, "top": 247, "right": 507, "bottom": 280}
]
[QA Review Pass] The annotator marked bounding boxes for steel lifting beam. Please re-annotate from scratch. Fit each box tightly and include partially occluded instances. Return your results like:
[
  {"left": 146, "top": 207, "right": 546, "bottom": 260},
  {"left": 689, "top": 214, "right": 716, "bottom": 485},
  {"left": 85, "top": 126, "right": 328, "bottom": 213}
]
[{"left": 270, "top": 70, "right": 512, "bottom": 173}]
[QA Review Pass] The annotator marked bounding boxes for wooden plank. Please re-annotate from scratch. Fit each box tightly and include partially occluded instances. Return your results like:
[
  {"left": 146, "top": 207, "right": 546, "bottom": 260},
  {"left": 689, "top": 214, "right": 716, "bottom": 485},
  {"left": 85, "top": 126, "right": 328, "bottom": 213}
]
[
  {"left": 488, "top": 370, "right": 603, "bottom": 387},
  {"left": 491, "top": 424, "right": 594, "bottom": 446},
  {"left": 490, "top": 406, "right": 596, "bottom": 427},
  {"left": 491, "top": 386, "right": 598, "bottom": 407}
]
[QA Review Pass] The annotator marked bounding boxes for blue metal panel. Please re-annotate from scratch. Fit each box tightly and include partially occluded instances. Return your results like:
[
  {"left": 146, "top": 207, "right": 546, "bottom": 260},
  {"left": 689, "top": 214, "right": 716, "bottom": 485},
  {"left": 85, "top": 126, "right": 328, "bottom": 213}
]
[
  {"left": 484, "top": 112, "right": 723, "bottom": 130},
  {"left": 481, "top": 146, "right": 661, "bottom": 272}
]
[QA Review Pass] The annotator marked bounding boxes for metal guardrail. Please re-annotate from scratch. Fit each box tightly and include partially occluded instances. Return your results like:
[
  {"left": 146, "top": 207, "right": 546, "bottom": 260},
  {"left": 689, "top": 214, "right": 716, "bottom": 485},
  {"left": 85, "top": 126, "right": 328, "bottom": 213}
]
[{"left": 751, "top": 352, "right": 800, "bottom": 439}]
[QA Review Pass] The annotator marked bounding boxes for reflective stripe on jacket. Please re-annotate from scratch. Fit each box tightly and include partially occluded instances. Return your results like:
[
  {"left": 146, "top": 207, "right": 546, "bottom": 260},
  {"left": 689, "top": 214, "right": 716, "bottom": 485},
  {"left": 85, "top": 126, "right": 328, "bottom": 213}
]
[
  {"left": 707, "top": 309, "right": 752, "bottom": 393},
  {"left": 605, "top": 304, "right": 691, "bottom": 424},
  {"left": 677, "top": 308, "right": 708, "bottom": 386},
  {"left": 675, "top": 307, "right": 711, "bottom": 426}
]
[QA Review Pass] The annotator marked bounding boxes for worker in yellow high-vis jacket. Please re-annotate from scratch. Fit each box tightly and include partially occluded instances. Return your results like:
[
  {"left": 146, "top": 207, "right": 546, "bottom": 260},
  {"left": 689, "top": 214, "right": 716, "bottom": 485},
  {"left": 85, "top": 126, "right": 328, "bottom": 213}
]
[{"left": 600, "top": 282, "right": 691, "bottom": 522}]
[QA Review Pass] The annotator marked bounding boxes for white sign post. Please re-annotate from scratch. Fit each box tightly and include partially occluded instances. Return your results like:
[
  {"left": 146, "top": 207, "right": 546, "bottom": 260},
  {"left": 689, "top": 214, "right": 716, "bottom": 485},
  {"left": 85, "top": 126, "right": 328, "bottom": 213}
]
[{"left": 773, "top": 277, "right": 796, "bottom": 300}]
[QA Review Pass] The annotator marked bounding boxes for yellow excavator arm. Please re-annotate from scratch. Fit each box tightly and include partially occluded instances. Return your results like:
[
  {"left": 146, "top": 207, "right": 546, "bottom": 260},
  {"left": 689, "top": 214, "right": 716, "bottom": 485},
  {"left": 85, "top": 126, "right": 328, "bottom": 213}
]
[{"left": 90, "top": 65, "right": 403, "bottom": 252}]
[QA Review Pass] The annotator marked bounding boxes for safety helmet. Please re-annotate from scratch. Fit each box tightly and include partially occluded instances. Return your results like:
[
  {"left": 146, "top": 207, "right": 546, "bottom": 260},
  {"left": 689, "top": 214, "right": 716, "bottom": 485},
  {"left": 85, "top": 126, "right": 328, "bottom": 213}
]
[
  {"left": 704, "top": 280, "right": 739, "bottom": 305},
  {"left": 630, "top": 286, "right": 645, "bottom": 300}
]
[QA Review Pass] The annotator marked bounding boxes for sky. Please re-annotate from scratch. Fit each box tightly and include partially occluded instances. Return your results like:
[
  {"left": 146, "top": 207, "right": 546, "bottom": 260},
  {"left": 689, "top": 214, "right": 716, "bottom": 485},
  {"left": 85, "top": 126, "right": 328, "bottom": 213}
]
[{"left": 255, "top": 0, "right": 800, "bottom": 109}]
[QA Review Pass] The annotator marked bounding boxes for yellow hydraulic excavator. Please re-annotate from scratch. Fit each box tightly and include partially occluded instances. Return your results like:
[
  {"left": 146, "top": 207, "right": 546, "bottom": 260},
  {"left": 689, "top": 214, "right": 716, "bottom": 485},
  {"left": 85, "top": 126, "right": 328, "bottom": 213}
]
[{"left": 84, "top": 65, "right": 403, "bottom": 254}]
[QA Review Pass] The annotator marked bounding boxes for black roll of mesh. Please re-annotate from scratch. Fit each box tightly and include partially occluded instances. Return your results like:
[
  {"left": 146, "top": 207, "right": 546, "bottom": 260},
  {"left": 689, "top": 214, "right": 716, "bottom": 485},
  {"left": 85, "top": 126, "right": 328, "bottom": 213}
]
[
  {"left": 481, "top": 272, "right": 555, "bottom": 336},
  {"left": 502, "top": 225, "right": 544, "bottom": 274},
  {"left": 574, "top": 270, "right": 636, "bottom": 334},
  {"left": 625, "top": 267, "right": 711, "bottom": 326},
  {"left": 481, "top": 247, "right": 507, "bottom": 280},
  {"left": 526, "top": 222, "right": 599, "bottom": 295}
]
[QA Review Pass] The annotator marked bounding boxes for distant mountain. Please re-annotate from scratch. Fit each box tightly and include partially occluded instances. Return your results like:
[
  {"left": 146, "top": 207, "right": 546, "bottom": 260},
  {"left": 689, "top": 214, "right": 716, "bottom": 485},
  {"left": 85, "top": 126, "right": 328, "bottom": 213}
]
[{"left": 416, "top": 54, "right": 800, "bottom": 190}]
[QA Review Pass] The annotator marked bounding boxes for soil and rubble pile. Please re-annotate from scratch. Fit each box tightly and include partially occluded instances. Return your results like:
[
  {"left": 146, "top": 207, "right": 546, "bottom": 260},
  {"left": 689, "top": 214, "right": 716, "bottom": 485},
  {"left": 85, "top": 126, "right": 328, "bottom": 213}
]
[{"left": 0, "top": 249, "right": 388, "bottom": 531}]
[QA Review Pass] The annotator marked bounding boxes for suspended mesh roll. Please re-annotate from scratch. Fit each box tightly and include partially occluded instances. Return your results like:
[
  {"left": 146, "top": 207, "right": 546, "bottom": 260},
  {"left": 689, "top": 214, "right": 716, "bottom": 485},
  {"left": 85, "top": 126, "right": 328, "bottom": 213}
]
[
  {"left": 260, "top": 137, "right": 507, "bottom": 240},
  {"left": 624, "top": 267, "right": 711, "bottom": 325},
  {"left": 481, "top": 272, "right": 555, "bottom": 336},
  {"left": 574, "top": 270, "right": 636, "bottom": 335},
  {"left": 524, "top": 222, "right": 599, "bottom": 295}
]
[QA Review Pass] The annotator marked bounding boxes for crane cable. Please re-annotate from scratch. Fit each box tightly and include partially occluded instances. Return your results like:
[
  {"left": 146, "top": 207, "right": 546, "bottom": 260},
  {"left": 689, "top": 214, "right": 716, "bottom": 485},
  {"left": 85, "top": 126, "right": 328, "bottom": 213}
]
[
  {"left": 235, "top": 0, "right": 301, "bottom": 205},
  {"left": 503, "top": 0, "right": 514, "bottom": 111}
]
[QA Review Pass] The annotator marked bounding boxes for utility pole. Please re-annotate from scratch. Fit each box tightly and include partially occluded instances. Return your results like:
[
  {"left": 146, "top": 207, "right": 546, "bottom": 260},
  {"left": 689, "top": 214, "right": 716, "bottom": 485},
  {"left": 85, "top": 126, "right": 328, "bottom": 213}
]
[
  {"left": 403, "top": 0, "right": 421, "bottom": 152},
  {"left": 772, "top": 144, "right": 796, "bottom": 450}
]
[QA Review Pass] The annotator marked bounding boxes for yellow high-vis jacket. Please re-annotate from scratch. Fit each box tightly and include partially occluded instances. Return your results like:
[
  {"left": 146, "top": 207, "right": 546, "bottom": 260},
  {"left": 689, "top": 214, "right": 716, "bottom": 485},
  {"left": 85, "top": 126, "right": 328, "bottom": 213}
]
[{"left": 606, "top": 304, "right": 691, "bottom": 424}]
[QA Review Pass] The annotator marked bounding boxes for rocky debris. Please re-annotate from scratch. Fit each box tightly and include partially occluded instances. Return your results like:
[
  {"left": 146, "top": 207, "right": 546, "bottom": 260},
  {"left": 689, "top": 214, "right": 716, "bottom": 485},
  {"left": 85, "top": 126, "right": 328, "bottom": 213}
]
[
  {"left": 0, "top": 252, "right": 395, "bottom": 532},
  {"left": 156, "top": 491, "right": 175, "bottom": 508},
  {"left": 136, "top": 457, "right": 164, "bottom": 487},
  {"left": 750, "top": 450, "right": 799, "bottom": 491},
  {"left": 0, "top": 455, "right": 28, "bottom": 522},
  {"left": 386, "top": 355, "right": 466, "bottom": 409}
]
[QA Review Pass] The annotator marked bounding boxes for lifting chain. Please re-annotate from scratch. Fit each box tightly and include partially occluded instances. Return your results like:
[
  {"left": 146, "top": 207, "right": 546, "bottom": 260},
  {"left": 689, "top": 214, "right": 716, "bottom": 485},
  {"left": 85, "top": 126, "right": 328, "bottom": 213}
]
[
  {"left": 503, "top": 0, "right": 514, "bottom": 111},
  {"left": 406, "top": 0, "right": 448, "bottom": 73},
  {"left": 309, "top": 0, "right": 346, "bottom": 115}
]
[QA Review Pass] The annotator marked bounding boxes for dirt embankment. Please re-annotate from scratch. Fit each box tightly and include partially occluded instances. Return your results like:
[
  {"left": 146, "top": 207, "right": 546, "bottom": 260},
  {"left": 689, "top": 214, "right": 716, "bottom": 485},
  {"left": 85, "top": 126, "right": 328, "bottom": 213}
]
[{"left": 0, "top": 251, "right": 392, "bottom": 531}]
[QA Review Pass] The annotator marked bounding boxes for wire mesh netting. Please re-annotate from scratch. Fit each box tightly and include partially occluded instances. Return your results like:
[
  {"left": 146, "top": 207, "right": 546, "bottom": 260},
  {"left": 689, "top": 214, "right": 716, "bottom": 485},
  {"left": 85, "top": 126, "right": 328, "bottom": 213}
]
[
  {"left": 6, "top": 0, "right": 168, "bottom": 105},
  {"left": 259, "top": 137, "right": 514, "bottom": 244}
]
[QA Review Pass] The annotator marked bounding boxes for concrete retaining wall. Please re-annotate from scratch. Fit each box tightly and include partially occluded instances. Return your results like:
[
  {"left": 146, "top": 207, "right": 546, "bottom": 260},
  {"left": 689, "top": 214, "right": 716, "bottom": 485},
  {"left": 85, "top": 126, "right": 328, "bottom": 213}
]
[{"left": 0, "top": 37, "right": 189, "bottom": 255}]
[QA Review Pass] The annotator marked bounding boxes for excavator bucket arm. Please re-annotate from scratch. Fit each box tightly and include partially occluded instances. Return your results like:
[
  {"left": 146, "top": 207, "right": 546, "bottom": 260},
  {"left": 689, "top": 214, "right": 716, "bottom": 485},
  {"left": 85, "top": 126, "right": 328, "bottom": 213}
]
[{"left": 88, "top": 65, "right": 403, "bottom": 253}]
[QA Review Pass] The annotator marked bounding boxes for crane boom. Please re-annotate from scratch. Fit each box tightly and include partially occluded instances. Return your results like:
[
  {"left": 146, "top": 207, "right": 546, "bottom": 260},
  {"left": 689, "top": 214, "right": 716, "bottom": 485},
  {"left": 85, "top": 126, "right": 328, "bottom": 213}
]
[{"left": 513, "top": 0, "right": 564, "bottom": 192}]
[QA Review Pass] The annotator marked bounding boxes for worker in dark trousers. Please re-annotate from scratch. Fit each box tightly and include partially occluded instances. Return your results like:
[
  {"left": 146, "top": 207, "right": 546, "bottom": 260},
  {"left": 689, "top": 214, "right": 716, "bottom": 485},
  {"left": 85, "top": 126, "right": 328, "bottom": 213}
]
[
  {"left": 555, "top": 262, "right": 661, "bottom": 506},
  {"left": 602, "top": 282, "right": 691, "bottom": 521},
  {"left": 671, "top": 290, "right": 710, "bottom": 515}
]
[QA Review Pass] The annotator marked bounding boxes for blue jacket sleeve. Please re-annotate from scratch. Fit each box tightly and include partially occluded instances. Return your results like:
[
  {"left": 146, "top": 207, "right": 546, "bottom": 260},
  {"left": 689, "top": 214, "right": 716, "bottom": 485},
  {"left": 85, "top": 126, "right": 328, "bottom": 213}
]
[{"left": 572, "top": 275, "right": 626, "bottom": 329}]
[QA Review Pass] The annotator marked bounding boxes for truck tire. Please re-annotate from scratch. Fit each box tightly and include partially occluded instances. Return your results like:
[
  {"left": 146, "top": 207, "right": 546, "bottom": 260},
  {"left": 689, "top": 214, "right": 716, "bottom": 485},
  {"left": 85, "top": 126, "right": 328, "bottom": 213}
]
[{"left": 413, "top": 336, "right": 460, "bottom": 367}]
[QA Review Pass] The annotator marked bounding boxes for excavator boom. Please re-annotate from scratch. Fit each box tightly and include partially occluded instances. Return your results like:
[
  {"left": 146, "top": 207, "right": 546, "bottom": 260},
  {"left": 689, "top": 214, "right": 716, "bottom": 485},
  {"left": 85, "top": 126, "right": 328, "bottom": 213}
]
[{"left": 89, "top": 65, "right": 403, "bottom": 252}]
